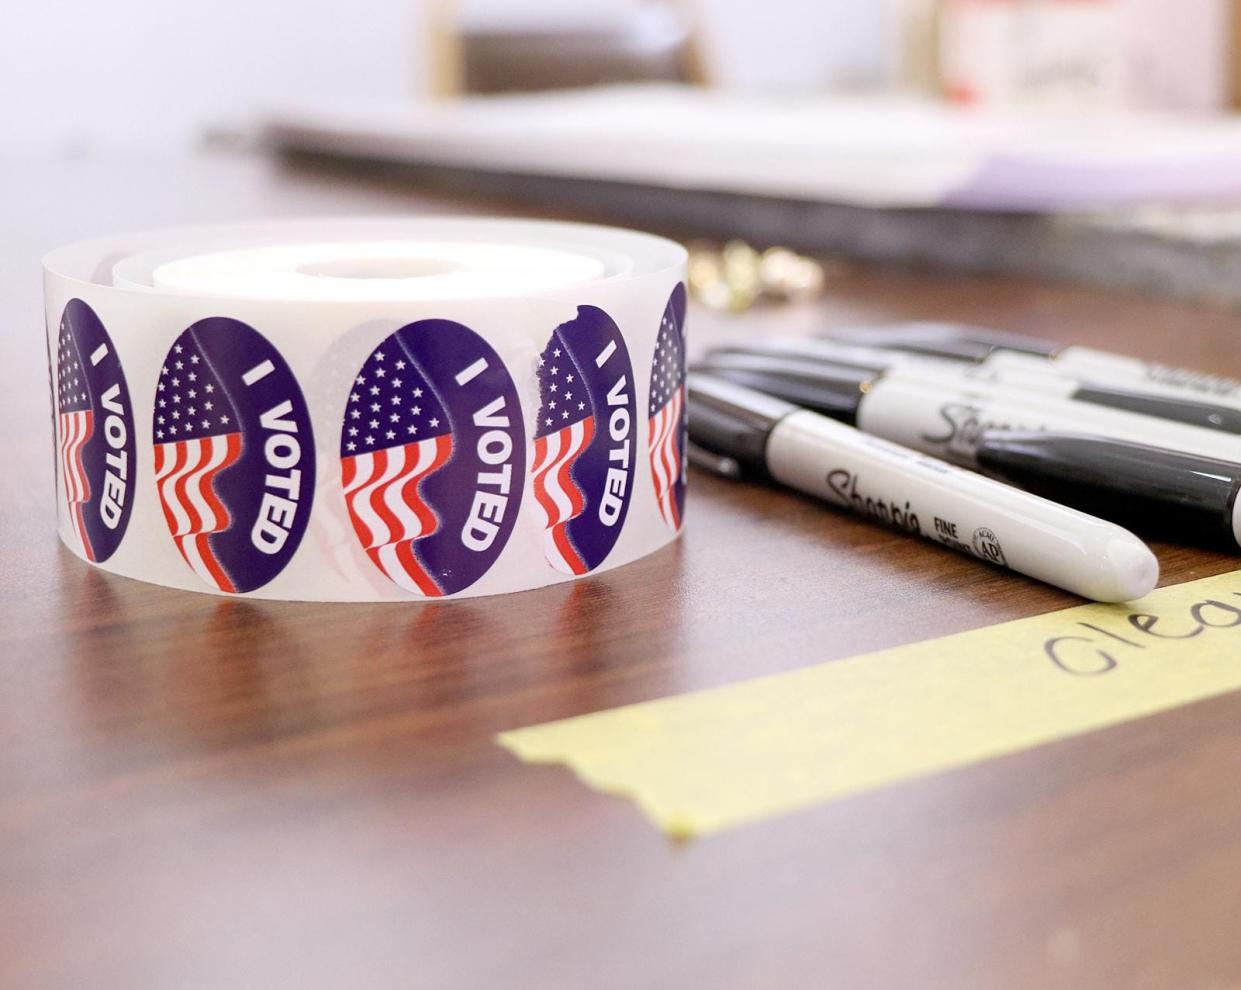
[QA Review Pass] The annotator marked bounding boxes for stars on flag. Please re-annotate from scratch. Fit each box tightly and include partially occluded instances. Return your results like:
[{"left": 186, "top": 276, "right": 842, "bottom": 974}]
[
  {"left": 648, "top": 309, "right": 685, "bottom": 417},
  {"left": 535, "top": 333, "right": 589, "bottom": 436},
  {"left": 56, "top": 323, "right": 91, "bottom": 412},
  {"left": 153, "top": 334, "right": 237, "bottom": 442},
  {"left": 341, "top": 347, "right": 448, "bottom": 455}
]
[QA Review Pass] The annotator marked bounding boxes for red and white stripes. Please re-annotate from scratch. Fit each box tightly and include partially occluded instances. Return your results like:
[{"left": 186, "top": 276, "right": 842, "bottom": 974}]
[
  {"left": 647, "top": 384, "right": 684, "bottom": 530},
  {"left": 532, "top": 418, "right": 595, "bottom": 574},
  {"left": 58, "top": 410, "right": 95, "bottom": 560},
  {"left": 154, "top": 433, "right": 243, "bottom": 592},
  {"left": 341, "top": 435, "right": 453, "bottom": 597}
]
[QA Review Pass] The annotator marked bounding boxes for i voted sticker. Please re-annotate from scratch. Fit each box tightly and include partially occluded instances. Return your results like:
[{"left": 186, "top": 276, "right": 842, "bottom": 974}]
[
  {"left": 532, "top": 306, "right": 636, "bottom": 574},
  {"left": 54, "top": 299, "right": 137, "bottom": 562},
  {"left": 152, "top": 318, "right": 315, "bottom": 593},
  {"left": 647, "top": 283, "right": 687, "bottom": 532},
  {"left": 340, "top": 320, "right": 525, "bottom": 597}
]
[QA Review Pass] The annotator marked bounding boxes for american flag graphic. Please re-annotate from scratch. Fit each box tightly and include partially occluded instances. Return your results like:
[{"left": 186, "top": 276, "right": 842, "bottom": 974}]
[
  {"left": 532, "top": 337, "right": 595, "bottom": 574},
  {"left": 340, "top": 346, "right": 454, "bottom": 596},
  {"left": 56, "top": 322, "right": 95, "bottom": 560},
  {"left": 648, "top": 305, "right": 686, "bottom": 530},
  {"left": 153, "top": 336, "right": 244, "bottom": 592}
]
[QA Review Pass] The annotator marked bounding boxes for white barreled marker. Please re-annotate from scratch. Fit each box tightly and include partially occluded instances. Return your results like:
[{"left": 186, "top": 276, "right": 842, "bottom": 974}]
[
  {"left": 829, "top": 321, "right": 1241, "bottom": 411},
  {"left": 688, "top": 373, "right": 1160, "bottom": 603}
]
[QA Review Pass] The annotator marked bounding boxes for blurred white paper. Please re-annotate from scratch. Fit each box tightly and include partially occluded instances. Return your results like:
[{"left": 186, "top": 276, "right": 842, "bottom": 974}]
[{"left": 268, "top": 85, "right": 1241, "bottom": 213}]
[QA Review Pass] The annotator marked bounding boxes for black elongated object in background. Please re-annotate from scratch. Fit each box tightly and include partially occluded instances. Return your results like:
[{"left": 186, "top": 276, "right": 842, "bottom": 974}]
[
  {"left": 690, "top": 361, "right": 870, "bottom": 424},
  {"left": 702, "top": 346, "right": 1241, "bottom": 434},
  {"left": 828, "top": 322, "right": 1057, "bottom": 362},
  {"left": 975, "top": 431, "right": 1241, "bottom": 551}
]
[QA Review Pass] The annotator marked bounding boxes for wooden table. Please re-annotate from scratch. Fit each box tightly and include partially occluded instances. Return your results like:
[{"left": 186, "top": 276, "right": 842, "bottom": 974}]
[{"left": 4, "top": 151, "right": 1241, "bottom": 989}]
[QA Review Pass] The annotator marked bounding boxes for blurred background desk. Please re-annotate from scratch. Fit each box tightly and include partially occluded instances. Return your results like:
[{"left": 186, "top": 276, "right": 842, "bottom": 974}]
[{"left": 4, "top": 149, "right": 1241, "bottom": 988}]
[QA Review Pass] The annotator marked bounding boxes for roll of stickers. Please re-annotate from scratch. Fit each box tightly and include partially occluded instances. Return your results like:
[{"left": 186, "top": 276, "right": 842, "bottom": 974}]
[{"left": 44, "top": 218, "right": 688, "bottom": 601}]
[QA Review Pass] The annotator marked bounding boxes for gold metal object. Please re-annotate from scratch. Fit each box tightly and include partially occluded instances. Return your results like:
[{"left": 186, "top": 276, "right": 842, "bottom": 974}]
[{"left": 687, "top": 241, "right": 828, "bottom": 312}]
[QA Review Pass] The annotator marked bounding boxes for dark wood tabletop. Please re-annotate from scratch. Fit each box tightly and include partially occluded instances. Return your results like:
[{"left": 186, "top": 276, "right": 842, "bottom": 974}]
[{"left": 4, "top": 151, "right": 1241, "bottom": 990}]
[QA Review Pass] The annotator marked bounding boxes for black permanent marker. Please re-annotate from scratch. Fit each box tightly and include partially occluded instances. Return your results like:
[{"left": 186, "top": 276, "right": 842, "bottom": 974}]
[
  {"left": 827, "top": 321, "right": 1241, "bottom": 406},
  {"left": 706, "top": 338, "right": 1241, "bottom": 434},
  {"left": 975, "top": 430, "right": 1241, "bottom": 551},
  {"left": 688, "top": 373, "right": 1159, "bottom": 602},
  {"left": 691, "top": 353, "right": 1241, "bottom": 466}
]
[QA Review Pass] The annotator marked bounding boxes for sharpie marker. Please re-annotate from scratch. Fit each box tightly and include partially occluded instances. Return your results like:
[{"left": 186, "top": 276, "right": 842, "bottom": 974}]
[
  {"left": 687, "top": 373, "right": 1159, "bottom": 602},
  {"left": 828, "top": 322, "right": 1061, "bottom": 363},
  {"left": 692, "top": 354, "right": 1241, "bottom": 466},
  {"left": 706, "top": 338, "right": 1241, "bottom": 434},
  {"left": 976, "top": 431, "right": 1241, "bottom": 552},
  {"left": 828, "top": 322, "right": 1241, "bottom": 407}
]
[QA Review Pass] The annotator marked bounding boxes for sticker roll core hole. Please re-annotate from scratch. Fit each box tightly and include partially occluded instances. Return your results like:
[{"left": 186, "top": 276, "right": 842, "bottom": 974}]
[{"left": 296, "top": 257, "right": 463, "bottom": 280}]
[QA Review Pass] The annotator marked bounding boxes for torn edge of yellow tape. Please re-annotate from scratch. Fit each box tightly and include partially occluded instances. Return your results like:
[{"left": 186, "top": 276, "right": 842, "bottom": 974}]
[{"left": 497, "top": 570, "right": 1241, "bottom": 838}]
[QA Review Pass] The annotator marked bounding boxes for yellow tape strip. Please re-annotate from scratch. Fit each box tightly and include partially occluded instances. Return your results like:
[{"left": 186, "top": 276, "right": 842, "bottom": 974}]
[{"left": 498, "top": 571, "right": 1241, "bottom": 838}]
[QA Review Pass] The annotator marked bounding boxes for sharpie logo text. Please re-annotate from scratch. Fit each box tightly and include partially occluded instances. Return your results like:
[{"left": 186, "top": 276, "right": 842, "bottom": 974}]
[
  {"left": 826, "top": 468, "right": 921, "bottom": 535},
  {"left": 920, "top": 402, "right": 1038, "bottom": 454}
]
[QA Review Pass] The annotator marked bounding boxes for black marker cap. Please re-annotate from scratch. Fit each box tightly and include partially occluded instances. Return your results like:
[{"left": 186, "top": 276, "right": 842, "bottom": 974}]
[
  {"left": 705, "top": 343, "right": 888, "bottom": 376},
  {"left": 976, "top": 430, "right": 1241, "bottom": 551},
  {"left": 706, "top": 340, "right": 889, "bottom": 376},
  {"left": 826, "top": 322, "right": 1059, "bottom": 362},
  {"left": 686, "top": 373, "right": 799, "bottom": 475},
  {"left": 691, "top": 354, "right": 872, "bottom": 424}
]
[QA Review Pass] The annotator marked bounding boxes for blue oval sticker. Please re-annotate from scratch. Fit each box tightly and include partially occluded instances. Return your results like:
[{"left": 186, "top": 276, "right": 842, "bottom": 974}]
[
  {"left": 340, "top": 320, "right": 526, "bottom": 597},
  {"left": 152, "top": 318, "right": 315, "bottom": 593},
  {"left": 55, "top": 299, "right": 137, "bottom": 562},
  {"left": 531, "top": 305, "right": 637, "bottom": 574},
  {"left": 646, "top": 284, "right": 687, "bottom": 531}
]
